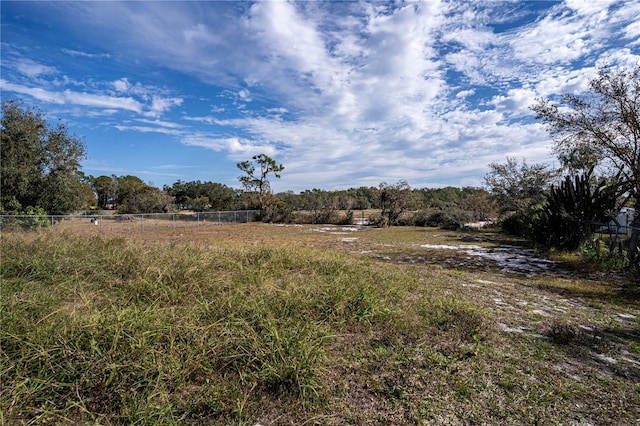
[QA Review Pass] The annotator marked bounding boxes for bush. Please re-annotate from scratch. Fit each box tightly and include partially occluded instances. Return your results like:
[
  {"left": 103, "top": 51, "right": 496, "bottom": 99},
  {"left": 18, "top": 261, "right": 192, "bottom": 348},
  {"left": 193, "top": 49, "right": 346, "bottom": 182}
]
[
  {"left": 499, "top": 210, "right": 536, "bottom": 238},
  {"left": 0, "top": 206, "right": 51, "bottom": 231},
  {"left": 424, "top": 209, "right": 471, "bottom": 230},
  {"left": 532, "top": 172, "right": 620, "bottom": 251}
]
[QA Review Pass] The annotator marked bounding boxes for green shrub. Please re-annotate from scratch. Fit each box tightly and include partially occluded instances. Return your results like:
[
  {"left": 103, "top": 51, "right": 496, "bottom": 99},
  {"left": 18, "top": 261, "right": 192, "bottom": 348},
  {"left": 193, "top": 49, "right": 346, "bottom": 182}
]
[
  {"left": 424, "top": 209, "right": 471, "bottom": 230},
  {"left": 533, "top": 172, "right": 620, "bottom": 250}
]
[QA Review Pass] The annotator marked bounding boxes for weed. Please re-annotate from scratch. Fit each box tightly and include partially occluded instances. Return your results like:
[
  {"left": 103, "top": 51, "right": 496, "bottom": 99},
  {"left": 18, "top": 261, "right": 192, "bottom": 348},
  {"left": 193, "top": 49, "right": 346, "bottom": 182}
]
[
  {"left": 544, "top": 320, "right": 581, "bottom": 344},
  {"left": 1, "top": 226, "right": 639, "bottom": 424}
]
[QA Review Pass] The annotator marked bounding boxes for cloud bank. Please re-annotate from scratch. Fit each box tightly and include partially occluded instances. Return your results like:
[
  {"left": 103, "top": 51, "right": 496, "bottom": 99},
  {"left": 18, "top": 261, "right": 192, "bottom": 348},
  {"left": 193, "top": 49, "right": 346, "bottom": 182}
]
[{"left": 1, "top": 0, "right": 638, "bottom": 191}]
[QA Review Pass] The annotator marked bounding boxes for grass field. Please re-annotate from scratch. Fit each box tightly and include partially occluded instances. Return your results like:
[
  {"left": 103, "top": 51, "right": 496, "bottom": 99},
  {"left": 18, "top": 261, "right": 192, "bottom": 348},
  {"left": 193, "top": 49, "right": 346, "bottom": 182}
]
[{"left": 1, "top": 223, "right": 639, "bottom": 425}]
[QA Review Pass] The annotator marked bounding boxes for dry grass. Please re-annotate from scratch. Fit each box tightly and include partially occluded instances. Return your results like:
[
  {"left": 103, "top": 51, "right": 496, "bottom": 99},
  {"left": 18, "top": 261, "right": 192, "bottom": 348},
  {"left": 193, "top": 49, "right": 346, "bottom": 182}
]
[{"left": 1, "top": 223, "right": 639, "bottom": 425}]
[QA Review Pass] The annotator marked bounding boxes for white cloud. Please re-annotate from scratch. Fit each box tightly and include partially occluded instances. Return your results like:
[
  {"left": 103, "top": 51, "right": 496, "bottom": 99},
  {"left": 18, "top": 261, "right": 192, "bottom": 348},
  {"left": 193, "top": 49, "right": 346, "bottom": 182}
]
[
  {"left": 622, "top": 21, "right": 640, "bottom": 43},
  {"left": 510, "top": 15, "right": 591, "bottom": 65},
  {"left": 135, "top": 118, "right": 184, "bottom": 129},
  {"left": 63, "top": 90, "right": 143, "bottom": 113},
  {"left": 1, "top": 79, "right": 144, "bottom": 113},
  {"left": 62, "top": 49, "right": 111, "bottom": 59},
  {"left": 181, "top": 134, "right": 277, "bottom": 158},
  {"left": 182, "top": 23, "right": 222, "bottom": 45},
  {"left": 441, "top": 27, "right": 496, "bottom": 51},
  {"left": 147, "top": 96, "right": 184, "bottom": 117},
  {"left": 113, "top": 124, "right": 182, "bottom": 136},
  {"left": 112, "top": 78, "right": 130, "bottom": 93},
  {"left": 3, "top": 0, "right": 638, "bottom": 191},
  {"left": 564, "top": 0, "right": 618, "bottom": 15},
  {"left": 490, "top": 88, "right": 539, "bottom": 117},
  {"left": 15, "top": 59, "right": 57, "bottom": 78},
  {"left": 237, "top": 89, "right": 251, "bottom": 101},
  {"left": 456, "top": 89, "right": 476, "bottom": 99}
]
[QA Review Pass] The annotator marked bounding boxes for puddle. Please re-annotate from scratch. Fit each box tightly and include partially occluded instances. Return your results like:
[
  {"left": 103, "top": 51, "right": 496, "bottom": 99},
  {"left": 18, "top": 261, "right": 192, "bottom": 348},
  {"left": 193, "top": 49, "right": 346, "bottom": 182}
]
[
  {"left": 419, "top": 243, "right": 567, "bottom": 276},
  {"left": 312, "top": 226, "right": 361, "bottom": 234}
]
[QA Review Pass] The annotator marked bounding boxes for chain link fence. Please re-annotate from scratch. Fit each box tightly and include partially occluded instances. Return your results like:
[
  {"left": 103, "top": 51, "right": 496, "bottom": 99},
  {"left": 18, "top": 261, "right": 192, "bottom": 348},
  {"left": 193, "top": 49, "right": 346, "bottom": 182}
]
[{"left": 0, "top": 211, "right": 258, "bottom": 235}]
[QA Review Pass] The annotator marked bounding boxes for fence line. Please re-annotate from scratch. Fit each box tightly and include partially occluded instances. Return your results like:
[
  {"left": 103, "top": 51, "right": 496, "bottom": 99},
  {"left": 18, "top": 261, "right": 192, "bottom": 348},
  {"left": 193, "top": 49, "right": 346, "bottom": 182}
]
[{"left": 0, "top": 211, "right": 258, "bottom": 234}]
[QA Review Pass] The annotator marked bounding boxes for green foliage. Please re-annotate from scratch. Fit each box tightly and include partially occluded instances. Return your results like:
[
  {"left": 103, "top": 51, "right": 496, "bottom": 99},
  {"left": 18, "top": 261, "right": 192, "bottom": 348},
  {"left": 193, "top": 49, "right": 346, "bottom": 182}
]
[
  {"left": 463, "top": 190, "right": 497, "bottom": 221},
  {"left": 534, "top": 171, "right": 620, "bottom": 250},
  {"left": 378, "top": 180, "right": 411, "bottom": 227},
  {"left": 0, "top": 206, "right": 50, "bottom": 230},
  {"left": 114, "top": 175, "right": 147, "bottom": 209},
  {"left": 422, "top": 209, "right": 472, "bottom": 230},
  {"left": 411, "top": 208, "right": 473, "bottom": 230},
  {"left": 86, "top": 174, "right": 172, "bottom": 213},
  {"left": 484, "top": 157, "right": 556, "bottom": 215},
  {"left": 89, "top": 175, "right": 118, "bottom": 209},
  {"left": 1, "top": 98, "right": 86, "bottom": 214},
  {"left": 164, "top": 180, "right": 240, "bottom": 211},
  {"left": 580, "top": 238, "right": 633, "bottom": 272},
  {"left": 532, "top": 64, "right": 640, "bottom": 261},
  {"left": 499, "top": 210, "right": 536, "bottom": 237},
  {"left": 237, "top": 154, "right": 284, "bottom": 213},
  {"left": 117, "top": 186, "right": 172, "bottom": 214}
]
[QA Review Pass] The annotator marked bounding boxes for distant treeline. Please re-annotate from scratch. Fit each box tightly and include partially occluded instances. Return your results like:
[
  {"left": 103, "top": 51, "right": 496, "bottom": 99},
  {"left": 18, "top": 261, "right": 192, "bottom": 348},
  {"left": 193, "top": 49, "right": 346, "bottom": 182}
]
[{"left": 161, "top": 180, "right": 496, "bottom": 227}]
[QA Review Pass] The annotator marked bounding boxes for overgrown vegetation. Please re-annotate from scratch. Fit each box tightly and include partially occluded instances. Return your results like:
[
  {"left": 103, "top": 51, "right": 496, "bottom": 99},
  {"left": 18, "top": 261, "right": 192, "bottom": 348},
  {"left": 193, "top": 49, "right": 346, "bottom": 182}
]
[
  {"left": 1, "top": 226, "right": 638, "bottom": 424},
  {"left": 0, "top": 99, "right": 91, "bottom": 215},
  {"left": 532, "top": 64, "right": 640, "bottom": 266}
]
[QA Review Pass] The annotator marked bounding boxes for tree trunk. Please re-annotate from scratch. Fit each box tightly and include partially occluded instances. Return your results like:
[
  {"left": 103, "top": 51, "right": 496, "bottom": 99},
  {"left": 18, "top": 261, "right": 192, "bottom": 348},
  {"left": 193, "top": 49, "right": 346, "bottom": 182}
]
[{"left": 628, "top": 201, "right": 640, "bottom": 269}]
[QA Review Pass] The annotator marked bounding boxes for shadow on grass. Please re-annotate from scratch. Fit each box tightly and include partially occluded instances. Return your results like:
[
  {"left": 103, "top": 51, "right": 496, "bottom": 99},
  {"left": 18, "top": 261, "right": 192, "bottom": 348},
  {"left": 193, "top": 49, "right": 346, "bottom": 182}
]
[
  {"left": 542, "top": 319, "right": 640, "bottom": 382},
  {"left": 375, "top": 233, "right": 639, "bottom": 305},
  {"left": 531, "top": 280, "right": 640, "bottom": 307}
]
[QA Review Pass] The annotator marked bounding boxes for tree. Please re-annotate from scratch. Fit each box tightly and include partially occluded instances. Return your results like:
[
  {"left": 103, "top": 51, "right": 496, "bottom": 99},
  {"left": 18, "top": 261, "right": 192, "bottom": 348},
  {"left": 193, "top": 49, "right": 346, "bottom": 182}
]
[
  {"left": 377, "top": 180, "right": 411, "bottom": 227},
  {"left": 164, "top": 180, "right": 241, "bottom": 211},
  {"left": 1, "top": 99, "right": 86, "bottom": 214},
  {"left": 200, "top": 182, "right": 239, "bottom": 211},
  {"left": 463, "top": 189, "right": 496, "bottom": 221},
  {"left": 89, "top": 175, "right": 119, "bottom": 209},
  {"left": 164, "top": 180, "right": 191, "bottom": 209},
  {"left": 118, "top": 186, "right": 172, "bottom": 214},
  {"left": 112, "top": 175, "right": 172, "bottom": 213},
  {"left": 114, "top": 175, "right": 146, "bottom": 210},
  {"left": 237, "top": 154, "right": 284, "bottom": 212},
  {"left": 532, "top": 64, "right": 640, "bottom": 262},
  {"left": 484, "top": 157, "right": 556, "bottom": 215}
]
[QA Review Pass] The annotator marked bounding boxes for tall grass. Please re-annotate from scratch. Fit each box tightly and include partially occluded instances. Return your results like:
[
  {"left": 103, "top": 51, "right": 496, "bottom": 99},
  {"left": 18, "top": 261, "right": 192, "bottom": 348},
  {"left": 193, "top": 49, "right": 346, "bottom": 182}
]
[
  {"left": 3, "top": 230, "right": 637, "bottom": 424},
  {"left": 1, "top": 232, "right": 429, "bottom": 424}
]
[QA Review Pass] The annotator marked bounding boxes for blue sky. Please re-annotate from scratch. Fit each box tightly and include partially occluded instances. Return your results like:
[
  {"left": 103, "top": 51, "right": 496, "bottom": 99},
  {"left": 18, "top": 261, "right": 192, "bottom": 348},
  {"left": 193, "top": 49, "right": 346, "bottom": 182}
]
[{"left": 2, "top": 1, "right": 639, "bottom": 192}]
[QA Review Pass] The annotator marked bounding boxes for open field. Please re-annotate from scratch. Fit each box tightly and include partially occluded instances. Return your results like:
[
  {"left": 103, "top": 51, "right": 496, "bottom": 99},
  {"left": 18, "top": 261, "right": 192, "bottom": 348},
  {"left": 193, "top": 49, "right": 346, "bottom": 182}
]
[
  {"left": 0, "top": 211, "right": 257, "bottom": 236},
  {"left": 1, "top": 223, "right": 639, "bottom": 425}
]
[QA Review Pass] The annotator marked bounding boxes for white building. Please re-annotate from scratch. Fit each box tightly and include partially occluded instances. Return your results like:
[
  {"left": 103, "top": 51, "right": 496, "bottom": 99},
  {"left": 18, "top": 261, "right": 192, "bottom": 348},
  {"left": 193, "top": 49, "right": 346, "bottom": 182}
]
[{"left": 599, "top": 207, "right": 636, "bottom": 235}]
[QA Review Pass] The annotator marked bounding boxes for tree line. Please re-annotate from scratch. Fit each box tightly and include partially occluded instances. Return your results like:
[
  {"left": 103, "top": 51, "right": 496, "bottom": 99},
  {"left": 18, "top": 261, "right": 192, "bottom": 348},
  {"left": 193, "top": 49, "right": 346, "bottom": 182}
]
[
  {"left": 485, "top": 65, "right": 639, "bottom": 267},
  {"left": 0, "top": 101, "right": 496, "bottom": 227},
  {"left": 2, "top": 65, "right": 638, "bottom": 268}
]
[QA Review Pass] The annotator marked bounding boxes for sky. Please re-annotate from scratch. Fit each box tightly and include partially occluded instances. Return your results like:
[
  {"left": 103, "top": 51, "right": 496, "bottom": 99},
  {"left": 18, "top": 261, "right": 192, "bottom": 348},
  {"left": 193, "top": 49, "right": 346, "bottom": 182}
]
[{"left": 1, "top": 1, "right": 639, "bottom": 193}]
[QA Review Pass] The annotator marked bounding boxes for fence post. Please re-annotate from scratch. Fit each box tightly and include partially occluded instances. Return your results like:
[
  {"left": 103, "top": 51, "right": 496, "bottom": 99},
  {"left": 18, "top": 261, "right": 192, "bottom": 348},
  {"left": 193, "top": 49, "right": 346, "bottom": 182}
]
[
  {"left": 173, "top": 213, "right": 176, "bottom": 230},
  {"left": 141, "top": 215, "right": 144, "bottom": 233},
  {"left": 100, "top": 215, "right": 103, "bottom": 234}
]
